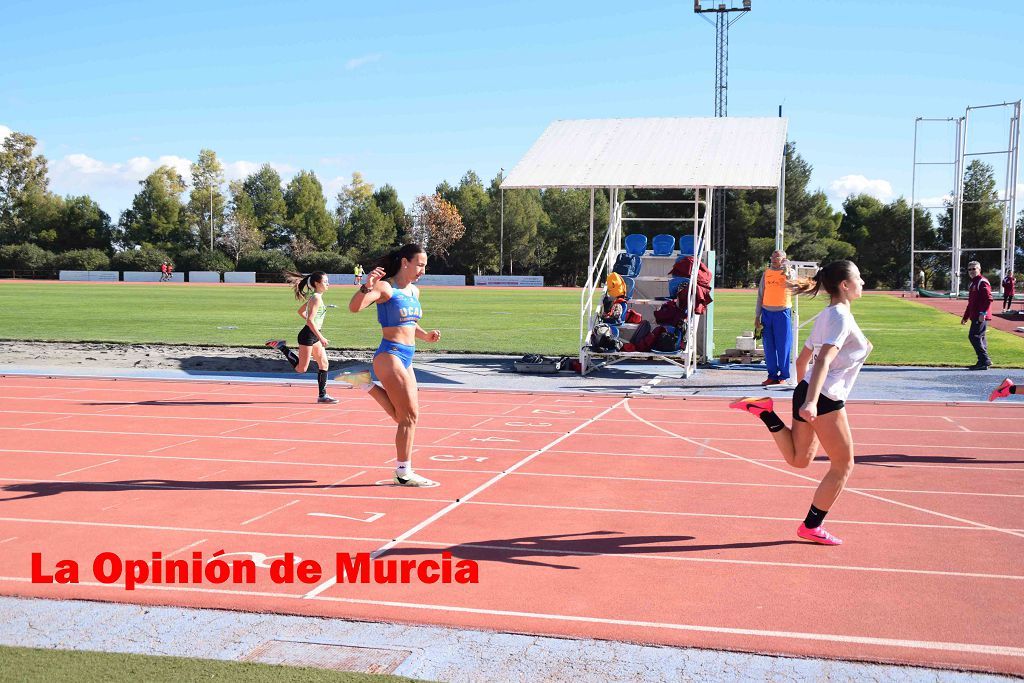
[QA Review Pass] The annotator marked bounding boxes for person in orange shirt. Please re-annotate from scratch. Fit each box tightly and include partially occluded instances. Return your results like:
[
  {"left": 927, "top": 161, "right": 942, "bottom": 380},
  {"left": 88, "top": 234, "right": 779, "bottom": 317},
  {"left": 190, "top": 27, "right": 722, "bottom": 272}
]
[{"left": 754, "top": 250, "right": 795, "bottom": 386}]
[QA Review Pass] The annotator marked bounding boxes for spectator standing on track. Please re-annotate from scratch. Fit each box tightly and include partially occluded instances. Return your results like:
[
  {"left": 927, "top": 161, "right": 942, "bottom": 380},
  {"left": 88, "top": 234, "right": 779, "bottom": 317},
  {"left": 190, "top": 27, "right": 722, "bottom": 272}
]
[
  {"left": 160, "top": 262, "right": 169, "bottom": 282},
  {"left": 265, "top": 271, "right": 340, "bottom": 404},
  {"left": 1001, "top": 272, "right": 1016, "bottom": 314},
  {"left": 354, "top": 263, "right": 364, "bottom": 285},
  {"left": 754, "top": 249, "right": 795, "bottom": 386},
  {"left": 349, "top": 244, "right": 441, "bottom": 487},
  {"left": 730, "top": 260, "right": 872, "bottom": 546},
  {"left": 962, "top": 261, "right": 993, "bottom": 370}
]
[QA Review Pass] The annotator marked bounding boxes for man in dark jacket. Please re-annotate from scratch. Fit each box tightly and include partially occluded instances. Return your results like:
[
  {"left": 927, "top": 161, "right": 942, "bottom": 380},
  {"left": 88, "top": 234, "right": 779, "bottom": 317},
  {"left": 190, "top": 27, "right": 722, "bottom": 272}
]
[{"left": 961, "top": 261, "right": 993, "bottom": 370}]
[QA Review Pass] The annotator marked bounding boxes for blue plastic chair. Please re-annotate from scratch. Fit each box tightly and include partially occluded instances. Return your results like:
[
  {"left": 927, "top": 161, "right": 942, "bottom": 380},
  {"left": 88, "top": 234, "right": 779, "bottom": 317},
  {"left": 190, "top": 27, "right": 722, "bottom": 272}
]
[
  {"left": 624, "top": 234, "right": 648, "bottom": 256},
  {"left": 678, "top": 234, "right": 695, "bottom": 256},
  {"left": 668, "top": 276, "right": 690, "bottom": 298},
  {"left": 651, "top": 234, "right": 675, "bottom": 256}
]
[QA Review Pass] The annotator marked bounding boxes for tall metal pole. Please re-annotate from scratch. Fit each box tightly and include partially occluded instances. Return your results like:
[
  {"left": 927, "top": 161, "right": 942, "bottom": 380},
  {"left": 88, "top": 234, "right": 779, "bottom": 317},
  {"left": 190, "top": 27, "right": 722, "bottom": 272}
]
[
  {"left": 210, "top": 185, "right": 215, "bottom": 251},
  {"left": 499, "top": 167, "right": 504, "bottom": 276},
  {"left": 910, "top": 119, "right": 918, "bottom": 292},
  {"left": 695, "top": 1, "right": 750, "bottom": 278}
]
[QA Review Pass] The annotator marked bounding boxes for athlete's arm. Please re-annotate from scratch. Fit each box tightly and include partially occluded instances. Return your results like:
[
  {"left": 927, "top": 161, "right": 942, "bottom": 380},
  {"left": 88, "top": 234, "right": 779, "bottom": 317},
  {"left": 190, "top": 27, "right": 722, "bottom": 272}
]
[
  {"left": 414, "top": 323, "right": 441, "bottom": 343},
  {"left": 304, "top": 294, "right": 328, "bottom": 345},
  {"left": 799, "top": 344, "right": 839, "bottom": 422},
  {"left": 350, "top": 268, "right": 390, "bottom": 312},
  {"left": 794, "top": 344, "right": 813, "bottom": 384}
]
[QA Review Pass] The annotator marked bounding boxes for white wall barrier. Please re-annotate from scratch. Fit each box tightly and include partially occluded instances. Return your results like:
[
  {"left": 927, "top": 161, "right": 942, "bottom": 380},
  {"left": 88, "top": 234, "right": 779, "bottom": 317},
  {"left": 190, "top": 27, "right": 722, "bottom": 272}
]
[
  {"left": 59, "top": 270, "right": 119, "bottom": 282},
  {"left": 474, "top": 275, "right": 544, "bottom": 287},
  {"left": 416, "top": 274, "right": 467, "bottom": 286},
  {"left": 124, "top": 271, "right": 184, "bottom": 282},
  {"left": 327, "top": 273, "right": 357, "bottom": 285},
  {"left": 325, "top": 273, "right": 466, "bottom": 286},
  {"left": 188, "top": 271, "right": 220, "bottom": 283},
  {"left": 224, "top": 271, "right": 256, "bottom": 284}
]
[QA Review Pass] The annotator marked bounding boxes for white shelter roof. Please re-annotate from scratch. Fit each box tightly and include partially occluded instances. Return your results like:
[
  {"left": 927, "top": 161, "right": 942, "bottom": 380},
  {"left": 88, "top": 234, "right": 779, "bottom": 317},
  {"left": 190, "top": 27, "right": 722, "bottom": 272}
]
[{"left": 500, "top": 117, "right": 788, "bottom": 190}]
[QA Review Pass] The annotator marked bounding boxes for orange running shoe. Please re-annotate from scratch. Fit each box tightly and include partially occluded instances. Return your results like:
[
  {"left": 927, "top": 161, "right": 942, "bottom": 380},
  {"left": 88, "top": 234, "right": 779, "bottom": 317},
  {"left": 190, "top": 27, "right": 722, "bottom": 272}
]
[
  {"left": 989, "top": 378, "right": 1015, "bottom": 402},
  {"left": 728, "top": 396, "right": 774, "bottom": 416}
]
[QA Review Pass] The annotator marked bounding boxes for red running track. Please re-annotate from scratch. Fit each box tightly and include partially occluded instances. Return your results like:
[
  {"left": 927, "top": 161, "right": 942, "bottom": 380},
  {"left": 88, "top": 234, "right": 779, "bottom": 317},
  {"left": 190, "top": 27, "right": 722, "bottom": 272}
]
[{"left": 0, "top": 374, "right": 1022, "bottom": 674}]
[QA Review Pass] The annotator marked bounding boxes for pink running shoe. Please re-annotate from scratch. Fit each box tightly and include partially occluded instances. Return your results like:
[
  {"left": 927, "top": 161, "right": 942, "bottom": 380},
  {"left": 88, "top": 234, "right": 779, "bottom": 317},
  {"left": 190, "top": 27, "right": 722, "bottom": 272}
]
[
  {"left": 989, "top": 378, "right": 1014, "bottom": 402},
  {"left": 265, "top": 339, "right": 286, "bottom": 349},
  {"left": 728, "top": 396, "right": 774, "bottom": 416},
  {"left": 797, "top": 523, "right": 842, "bottom": 545}
]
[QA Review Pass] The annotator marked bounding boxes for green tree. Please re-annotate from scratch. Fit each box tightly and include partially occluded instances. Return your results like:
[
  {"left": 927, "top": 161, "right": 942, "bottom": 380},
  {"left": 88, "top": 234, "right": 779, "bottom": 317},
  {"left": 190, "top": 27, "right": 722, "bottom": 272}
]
[
  {"left": 111, "top": 244, "right": 173, "bottom": 271},
  {"left": 344, "top": 199, "right": 396, "bottom": 264},
  {"left": 186, "top": 149, "right": 226, "bottom": 252},
  {"left": 438, "top": 171, "right": 495, "bottom": 275},
  {"left": 540, "top": 187, "right": 610, "bottom": 286},
  {"left": 52, "top": 195, "right": 114, "bottom": 253},
  {"left": 241, "top": 164, "right": 288, "bottom": 249},
  {"left": 373, "top": 184, "right": 411, "bottom": 243},
  {"left": 284, "top": 170, "right": 336, "bottom": 250},
  {"left": 118, "top": 166, "right": 189, "bottom": 251},
  {"left": 840, "top": 194, "right": 933, "bottom": 288},
  {"left": 0, "top": 131, "right": 49, "bottom": 244},
  {"left": 938, "top": 160, "right": 1005, "bottom": 274},
  {"left": 220, "top": 180, "right": 264, "bottom": 264},
  {"left": 53, "top": 248, "right": 110, "bottom": 271},
  {"left": 335, "top": 171, "right": 374, "bottom": 234},
  {"left": 499, "top": 188, "right": 549, "bottom": 274}
]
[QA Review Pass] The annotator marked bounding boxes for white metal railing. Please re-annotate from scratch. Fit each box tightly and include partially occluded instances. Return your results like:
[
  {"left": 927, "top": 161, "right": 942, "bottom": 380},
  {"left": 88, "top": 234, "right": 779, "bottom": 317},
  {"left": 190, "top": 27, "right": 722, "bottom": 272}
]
[
  {"left": 578, "top": 220, "right": 615, "bottom": 359},
  {"left": 681, "top": 188, "right": 712, "bottom": 376}
]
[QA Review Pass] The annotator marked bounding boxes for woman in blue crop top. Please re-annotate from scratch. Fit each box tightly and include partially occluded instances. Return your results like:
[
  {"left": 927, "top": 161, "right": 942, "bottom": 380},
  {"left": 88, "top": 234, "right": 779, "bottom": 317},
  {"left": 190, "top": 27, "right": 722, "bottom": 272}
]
[{"left": 349, "top": 243, "right": 442, "bottom": 487}]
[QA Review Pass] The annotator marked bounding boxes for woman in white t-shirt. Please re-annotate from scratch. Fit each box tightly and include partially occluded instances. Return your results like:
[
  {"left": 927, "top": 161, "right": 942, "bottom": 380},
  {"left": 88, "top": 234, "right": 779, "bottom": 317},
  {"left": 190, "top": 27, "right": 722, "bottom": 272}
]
[{"left": 730, "top": 260, "right": 872, "bottom": 546}]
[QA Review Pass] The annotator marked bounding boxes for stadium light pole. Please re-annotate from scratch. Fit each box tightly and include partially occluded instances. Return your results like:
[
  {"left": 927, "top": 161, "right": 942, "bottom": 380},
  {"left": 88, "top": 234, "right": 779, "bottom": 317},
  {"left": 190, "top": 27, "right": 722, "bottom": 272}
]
[
  {"left": 499, "top": 167, "right": 505, "bottom": 276},
  {"left": 694, "top": 0, "right": 751, "bottom": 278}
]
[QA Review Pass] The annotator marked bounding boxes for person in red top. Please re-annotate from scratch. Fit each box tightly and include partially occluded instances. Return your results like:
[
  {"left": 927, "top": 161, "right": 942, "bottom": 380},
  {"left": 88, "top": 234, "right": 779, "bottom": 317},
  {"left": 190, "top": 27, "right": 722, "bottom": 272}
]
[
  {"left": 961, "top": 261, "right": 993, "bottom": 370},
  {"left": 160, "top": 262, "right": 169, "bottom": 282},
  {"left": 1001, "top": 272, "right": 1016, "bottom": 313}
]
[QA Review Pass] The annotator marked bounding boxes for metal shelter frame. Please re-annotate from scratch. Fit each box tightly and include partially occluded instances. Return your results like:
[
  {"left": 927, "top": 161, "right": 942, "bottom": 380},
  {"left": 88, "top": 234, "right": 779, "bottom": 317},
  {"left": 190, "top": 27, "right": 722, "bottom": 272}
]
[
  {"left": 911, "top": 100, "right": 1020, "bottom": 295},
  {"left": 500, "top": 117, "right": 788, "bottom": 377}
]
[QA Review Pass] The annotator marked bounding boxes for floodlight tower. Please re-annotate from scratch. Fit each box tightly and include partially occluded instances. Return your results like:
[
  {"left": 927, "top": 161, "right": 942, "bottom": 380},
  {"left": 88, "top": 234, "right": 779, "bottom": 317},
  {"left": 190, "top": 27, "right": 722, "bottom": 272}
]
[{"left": 694, "top": 0, "right": 751, "bottom": 275}]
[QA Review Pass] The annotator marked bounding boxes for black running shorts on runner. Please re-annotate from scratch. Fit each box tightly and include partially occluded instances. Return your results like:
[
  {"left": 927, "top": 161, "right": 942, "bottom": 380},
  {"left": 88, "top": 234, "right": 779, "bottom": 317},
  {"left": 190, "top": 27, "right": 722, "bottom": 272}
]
[
  {"left": 297, "top": 326, "right": 319, "bottom": 346},
  {"left": 792, "top": 380, "right": 845, "bottom": 422}
]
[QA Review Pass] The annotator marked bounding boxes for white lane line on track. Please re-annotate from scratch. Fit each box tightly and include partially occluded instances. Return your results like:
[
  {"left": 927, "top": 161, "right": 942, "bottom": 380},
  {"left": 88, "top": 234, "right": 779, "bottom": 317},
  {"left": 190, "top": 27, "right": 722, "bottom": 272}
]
[
  {"left": 324, "top": 471, "right": 366, "bottom": 489},
  {"left": 3, "top": 409, "right": 1019, "bottom": 438},
  {"left": 240, "top": 499, "right": 301, "bottom": 526},
  {"left": 148, "top": 439, "right": 198, "bottom": 453},
  {"left": 55, "top": 459, "right": 120, "bottom": 477},
  {"left": 301, "top": 397, "right": 632, "bottom": 600},
  {"left": 163, "top": 539, "right": 207, "bottom": 559},
  {"left": 624, "top": 400, "right": 1024, "bottom": 540}
]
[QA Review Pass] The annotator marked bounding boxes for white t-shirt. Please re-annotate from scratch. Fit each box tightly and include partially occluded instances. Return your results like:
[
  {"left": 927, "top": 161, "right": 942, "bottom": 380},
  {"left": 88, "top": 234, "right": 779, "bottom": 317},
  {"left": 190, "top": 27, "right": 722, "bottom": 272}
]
[{"left": 804, "top": 303, "right": 872, "bottom": 402}]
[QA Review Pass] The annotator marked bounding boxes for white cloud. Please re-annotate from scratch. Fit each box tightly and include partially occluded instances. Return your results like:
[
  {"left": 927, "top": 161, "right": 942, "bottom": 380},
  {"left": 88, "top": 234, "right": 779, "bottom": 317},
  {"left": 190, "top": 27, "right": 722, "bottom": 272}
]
[
  {"left": 51, "top": 154, "right": 193, "bottom": 190},
  {"left": 914, "top": 194, "right": 952, "bottom": 209},
  {"left": 828, "top": 174, "right": 895, "bottom": 205},
  {"left": 222, "top": 160, "right": 296, "bottom": 184},
  {"left": 0, "top": 124, "right": 11, "bottom": 143},
  {"left": 345, "top": 53, "right": 382, "bottom": 71}
]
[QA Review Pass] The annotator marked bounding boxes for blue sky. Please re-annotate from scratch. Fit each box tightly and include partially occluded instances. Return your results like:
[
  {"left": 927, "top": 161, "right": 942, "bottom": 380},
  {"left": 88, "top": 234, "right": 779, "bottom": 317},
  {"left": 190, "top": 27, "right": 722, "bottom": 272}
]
[{"left": 2, "top": 0, "right": 1020, "bottom": 220}]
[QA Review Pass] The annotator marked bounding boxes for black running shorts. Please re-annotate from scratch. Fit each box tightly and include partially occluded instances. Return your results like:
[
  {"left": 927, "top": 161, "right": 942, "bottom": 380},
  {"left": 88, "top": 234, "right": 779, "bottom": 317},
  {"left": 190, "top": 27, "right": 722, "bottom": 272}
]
[{"left": 792, "top": 380, "right": 845, "bottom": 422}]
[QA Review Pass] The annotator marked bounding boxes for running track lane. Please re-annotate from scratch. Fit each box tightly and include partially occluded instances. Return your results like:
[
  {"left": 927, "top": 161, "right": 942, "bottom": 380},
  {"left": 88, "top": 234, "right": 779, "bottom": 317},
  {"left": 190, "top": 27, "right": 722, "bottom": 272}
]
[{"left": 0, "top": 375, "right": 1021, "bottom": 675}]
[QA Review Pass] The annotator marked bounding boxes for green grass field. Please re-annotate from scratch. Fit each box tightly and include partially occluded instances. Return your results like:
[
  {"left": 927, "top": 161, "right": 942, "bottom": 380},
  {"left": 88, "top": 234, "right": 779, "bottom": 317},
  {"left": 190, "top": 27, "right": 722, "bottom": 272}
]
[
  {"left": 0, "top": 645, "right": 421, "bottom": 682},
  {"left": 0, "top": 281, "right": 1021, "bottom": 366}
]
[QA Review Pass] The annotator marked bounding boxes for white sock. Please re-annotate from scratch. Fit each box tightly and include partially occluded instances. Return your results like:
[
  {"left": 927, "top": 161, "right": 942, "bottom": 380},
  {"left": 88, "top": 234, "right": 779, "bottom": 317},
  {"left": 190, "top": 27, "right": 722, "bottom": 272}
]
[{"left": 396, "top": 462, "right": 411, "bottom": 475}]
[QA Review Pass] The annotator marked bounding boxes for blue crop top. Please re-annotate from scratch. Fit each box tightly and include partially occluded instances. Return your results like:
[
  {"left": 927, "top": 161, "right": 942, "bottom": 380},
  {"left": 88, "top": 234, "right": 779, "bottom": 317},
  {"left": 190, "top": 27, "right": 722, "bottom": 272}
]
[{"left": 376, "top": 283, "right": 423, "bottom": 327}]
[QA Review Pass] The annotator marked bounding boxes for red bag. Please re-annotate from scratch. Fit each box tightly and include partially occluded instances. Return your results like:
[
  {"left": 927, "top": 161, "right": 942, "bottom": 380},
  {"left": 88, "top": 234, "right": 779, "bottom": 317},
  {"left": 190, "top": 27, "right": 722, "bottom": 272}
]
[{"left": 625, "top": 308, "right": 642, "bottom": 324}]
